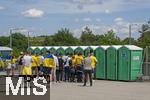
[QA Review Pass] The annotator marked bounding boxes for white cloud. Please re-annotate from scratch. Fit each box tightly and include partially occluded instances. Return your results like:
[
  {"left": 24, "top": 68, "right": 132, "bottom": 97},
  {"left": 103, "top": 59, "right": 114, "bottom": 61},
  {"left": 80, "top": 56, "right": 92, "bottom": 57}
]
[
  {"left": 114, "top": 17, "right": 124, "bottom": 22},
  {"left": 83, "top": 18, "right": 92, "bottom": 22},
  {"left": 0, "top": 6, "right": 5, "bottom": 10},
  {"left": 22, "top": 8, "right": 44, "bottom": 18}
]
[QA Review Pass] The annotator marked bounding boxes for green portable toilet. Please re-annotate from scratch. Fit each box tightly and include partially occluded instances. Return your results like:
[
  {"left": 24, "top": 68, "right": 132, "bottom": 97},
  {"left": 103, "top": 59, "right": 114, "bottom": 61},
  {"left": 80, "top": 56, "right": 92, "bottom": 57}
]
[
  {"left": 65, "top": 47, "right": 74, "bottom": 55},
  {"left": 56, "top": 47, "right": 65, "bottom": 55},
  {"left": 95, "top": 46, "right": 109, "bottom": 79},
  {"left": 118, "top": 45, "right": 143, "bottom": 81},
  {"left": 107, "top": 45, "right": 122, "bottom": 80},
  {"left": 34, "top": 47, "right": 41, "bottom": 54},
  {"left": 0, "top": 47, "right": 12, "bottom": 59},
  {"left": 27, "top": 47, "right": 33, "bottom": 53},
  {"left": 49, "top": 47, "right": 56, "bottom": 54},
  {"left": 27, "top": 47, "right": 36, "bottom": 53},
  {"left": 84, "top": 46, "right": 93, "bottom": 57},
  {"left": 74, "top": 46, "right": 84, "bottom": 55},
  {"left": 41, "top": 47, "right": 47, "bottom": 53}
]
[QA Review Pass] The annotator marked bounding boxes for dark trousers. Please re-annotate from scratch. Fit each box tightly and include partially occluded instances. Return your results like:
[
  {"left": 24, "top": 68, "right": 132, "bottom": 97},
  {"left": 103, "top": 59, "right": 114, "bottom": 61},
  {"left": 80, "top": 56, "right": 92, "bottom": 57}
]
[
  {"left": 64, "top": 66, "right": 70, "bottom": 81},
  {"left": 76, "top": 65, "right": 83, "bottom": 82},
  {"left": 84, "top": 70, "right": 92, "bottom": 86},
  {"left": 56, "top": 70, "right": 63, "bottom": 82},
  {"left": 70, "top": 68, "right": 75, "bottom": 82}
]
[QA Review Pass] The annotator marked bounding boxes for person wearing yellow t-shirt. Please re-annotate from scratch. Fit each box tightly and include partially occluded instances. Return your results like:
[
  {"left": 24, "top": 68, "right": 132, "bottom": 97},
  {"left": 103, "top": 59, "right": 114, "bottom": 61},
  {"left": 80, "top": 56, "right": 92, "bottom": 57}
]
[
  {"left": 0, "top": 56, "right": 4, "bottom": 69},
  {"left": 32, "top": 53, "right": 40, "bottom": 76},
  {"left": 11, "top": 55, "right": 17, "bottom": 76},
  {"left": 43, "top": 51, "right": 55, "bottom": 84},
  {"left": 90, "top": 53, "right": 98, "bottom": 79},
  {"left": 75, "top": 53, "right": 84, "bottom": 82}
]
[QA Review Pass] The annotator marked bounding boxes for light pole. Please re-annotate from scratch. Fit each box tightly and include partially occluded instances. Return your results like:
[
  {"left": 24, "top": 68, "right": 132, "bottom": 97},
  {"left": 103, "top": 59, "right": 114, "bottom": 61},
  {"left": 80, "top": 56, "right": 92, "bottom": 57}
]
[
  {"left": 129, "top": 24, "right": 132, "bottom": 45},
  {"left": 128, "top": 23, "right": 140, "bottom": 45},
  {"left": 10, "top": 29, "right": 12, "bottom": 48},
  {"left": 9, "top": 28, "right": 27, "bottom": 48},
  {"left": 28, "top": 31, "right": 30, "bottom": 48}
]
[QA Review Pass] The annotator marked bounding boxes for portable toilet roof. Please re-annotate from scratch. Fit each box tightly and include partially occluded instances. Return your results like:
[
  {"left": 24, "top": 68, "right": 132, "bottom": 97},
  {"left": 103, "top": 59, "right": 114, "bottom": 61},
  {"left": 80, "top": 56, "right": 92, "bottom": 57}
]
[
  {"left": 123, "top": 45, "right": 143, "bottom": 50},
  {"left": 111, "top": 45, "right": 122, "bottom": 50},
  {"left": 90, "top": 46, "right": 99, "bottom": 50},
  {"left": 99, "top": 46, "right": 110, "bottom": 50},
  {"left": 62, "top": 46, "right": 68, "bottom": 50},
  {"left": 38, "top": 46, "right": 44, "bottom": 50},
  {"left": 53, "top": 46, "right": 61, "bottom": 50},
  {"left": 80, "top": 46, "right": 89, "bottom": 50},
  {"left": 30, "top": 46, "right": 36, "bottom": 50},
  {"left": 0, "top": 47, "right": 12, "bottom": 51},
  {"left": 70, "top": 46, "right": 78, "bottom": 50}
]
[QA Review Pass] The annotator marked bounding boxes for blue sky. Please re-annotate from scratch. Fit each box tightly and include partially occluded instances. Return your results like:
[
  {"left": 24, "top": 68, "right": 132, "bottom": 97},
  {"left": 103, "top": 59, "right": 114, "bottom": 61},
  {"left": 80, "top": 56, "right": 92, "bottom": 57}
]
[{"left": 0, "top": 0, "right": 150, "bottom": 39}]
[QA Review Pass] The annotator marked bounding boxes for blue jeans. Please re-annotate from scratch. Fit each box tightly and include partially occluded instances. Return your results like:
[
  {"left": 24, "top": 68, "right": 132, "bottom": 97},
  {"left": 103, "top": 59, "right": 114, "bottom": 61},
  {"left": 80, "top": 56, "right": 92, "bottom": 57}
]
[{"left": 64, "top": 66, "right": 70, "bottom": 81}]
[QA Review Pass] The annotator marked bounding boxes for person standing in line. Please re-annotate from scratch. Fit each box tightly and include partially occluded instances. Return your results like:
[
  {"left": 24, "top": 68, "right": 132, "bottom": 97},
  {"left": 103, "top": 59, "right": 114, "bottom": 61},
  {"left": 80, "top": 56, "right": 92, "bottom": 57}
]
[
  {"left": 0, "top": 54, "right": 4, "bottom": 71},
  {"left": 43, "top": 51, "right": 54, "bottom": 84},
  {"left": 17, "top": 52, "right": 24, "bottom": 75},
  {"left": 22, "top": 52, "right": 32, "bottom": 76},
  {"left": 6, "top": 53, "right": 12, "bottom": 76},
  {"left": 39, "top": 52, "right": 44, "bottom": 75},
  {"left": 64, "top": 54, "right": 71, "bottom": 82},
  {"left": 69, "top": 55, "right": 76, "bottom": 82},
  {"left": 52, "top": 53, "right": 59, "bottom": 83},
  {"left": 32, "top": 53, "right": 39, "bottom": 77},
  {"left": 56, "top": 54, "right": 64, "bottom": 83},
  {"left": 75, "top": 53, "right": 84, "bottom": 83},
  {"left": 83, "top": 53, "right": 93, "bottom": 86},
  {"left": 11, "top": 55, "right": 17, "bottom": 76},
  {"left": 90, "top": 53, "right": 98, "bottom": 79}
]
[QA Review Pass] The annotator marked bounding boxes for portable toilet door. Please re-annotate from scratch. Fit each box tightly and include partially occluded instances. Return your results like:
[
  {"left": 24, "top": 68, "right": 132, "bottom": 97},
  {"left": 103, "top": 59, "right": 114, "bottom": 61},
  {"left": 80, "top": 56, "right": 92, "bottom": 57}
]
[
  {"left": 118, "top": 45, "right": 143, "bottom": 81},
  {"left": 27, "top": 47, "right": 33, "bottom": 53},
  {"left": 106, "top": 45, "right": 122, "bottom": 80},
  {"left": 84, "top": 47, "right": 93, "bottom": 57},
  {"left": 34, "top": 47, "right": 41, "bottom": 54},
  {"left": 41, "top": 47, "right": 47, "bottom": 54},
  {"left": 74, "top": 46, "right": 84, "bottom": 55},
  {"left": 57, "top": 47, "right": 65, "bottom": 55},
  {"left": 95, "top": 46, "right": 109, "bottom": 79},
  {"left": 65, "top": 47, "right": 74, "bottom": 55}
]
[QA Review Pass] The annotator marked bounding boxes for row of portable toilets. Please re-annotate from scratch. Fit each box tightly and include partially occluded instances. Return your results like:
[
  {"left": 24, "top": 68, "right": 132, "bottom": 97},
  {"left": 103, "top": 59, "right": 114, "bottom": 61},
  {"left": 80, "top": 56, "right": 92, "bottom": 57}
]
[{"left": 28, "top": 45, "right": 143, "bottom": 81}]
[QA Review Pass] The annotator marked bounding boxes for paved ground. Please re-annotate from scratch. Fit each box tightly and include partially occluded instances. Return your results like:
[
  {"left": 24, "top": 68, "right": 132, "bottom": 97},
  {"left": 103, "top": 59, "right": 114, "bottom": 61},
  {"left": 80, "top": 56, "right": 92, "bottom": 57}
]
[{"left": 50, "top": 80, "right": 150, "bottom": 100}]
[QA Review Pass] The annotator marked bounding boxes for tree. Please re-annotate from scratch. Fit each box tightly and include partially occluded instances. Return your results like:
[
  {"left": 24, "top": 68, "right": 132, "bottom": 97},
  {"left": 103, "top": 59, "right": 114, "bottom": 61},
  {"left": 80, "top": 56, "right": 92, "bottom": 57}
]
[
  {"left": 98, "top": 29, "right": 123, "bottom": 45},
  {"left": 80, "top": 26, "right": 98, "bottom": 45},
  {"left": 123, "top": 37, "right": 137, "bottom": 45},
  {"left": 52, "top": 28, "right": 79, "bottom": 46},
  {"left": 138, "top": 21, "right": 150, "bottom": 48},
  {"left": 0, "top": 36, "right": 9, "bottom": 46},
  {"left": 12, "top": 33, "right": 28, "bottom": 51}
]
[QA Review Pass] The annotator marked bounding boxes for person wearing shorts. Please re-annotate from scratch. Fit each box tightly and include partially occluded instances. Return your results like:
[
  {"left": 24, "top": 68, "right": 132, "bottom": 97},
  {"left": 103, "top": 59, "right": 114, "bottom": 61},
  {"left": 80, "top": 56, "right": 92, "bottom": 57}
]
[
  {"left": 22, "top": 52, "right": 32, "bottom": 76},
  {"left": 43, "top": 51, "right": 54, "bottom": 83}
]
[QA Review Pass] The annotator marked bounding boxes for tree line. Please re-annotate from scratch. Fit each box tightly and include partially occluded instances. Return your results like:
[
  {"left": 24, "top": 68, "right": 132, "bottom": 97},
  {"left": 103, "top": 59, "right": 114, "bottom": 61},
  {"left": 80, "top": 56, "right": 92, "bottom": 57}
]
[{"left": 0, "top": 22, "right": 150, "bottom": 56}]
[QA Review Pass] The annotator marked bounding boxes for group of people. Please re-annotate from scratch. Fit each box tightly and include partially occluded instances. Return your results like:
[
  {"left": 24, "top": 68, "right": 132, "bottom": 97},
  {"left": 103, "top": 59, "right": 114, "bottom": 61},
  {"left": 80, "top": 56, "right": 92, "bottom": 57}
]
[{"left": 0, "top": 50, "right": 98, "bottom": 86}]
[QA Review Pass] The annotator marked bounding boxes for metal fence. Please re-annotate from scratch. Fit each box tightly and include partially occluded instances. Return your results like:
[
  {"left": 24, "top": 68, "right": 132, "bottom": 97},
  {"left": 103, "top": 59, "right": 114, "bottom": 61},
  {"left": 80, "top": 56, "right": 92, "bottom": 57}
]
[{"left": 142, "top": 62, "right": 150, "bottom": 76}]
